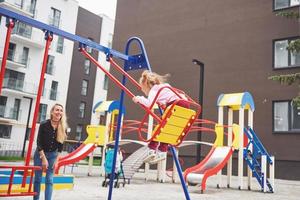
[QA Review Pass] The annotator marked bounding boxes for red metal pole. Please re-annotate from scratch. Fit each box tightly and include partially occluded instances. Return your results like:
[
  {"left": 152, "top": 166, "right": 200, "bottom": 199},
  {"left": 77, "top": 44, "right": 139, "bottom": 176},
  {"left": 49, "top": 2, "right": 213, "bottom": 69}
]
[
  {"left": 25, "top": 33, "right": 53, "bottom": 166},
  {"left": 81, "top": 49, "right": 161, "bottom": 122},
  {"left": 7, "top": 168, "right": 15, "bottom": 195},
  {"left": 109, "top": 57, "right": 142, "bottom": 90},
  {"left": 81, "top": 49, "right": 136, "bottom": 98},
  {"left": 0, "top": 19, "right": 14, "bottom": 94}
]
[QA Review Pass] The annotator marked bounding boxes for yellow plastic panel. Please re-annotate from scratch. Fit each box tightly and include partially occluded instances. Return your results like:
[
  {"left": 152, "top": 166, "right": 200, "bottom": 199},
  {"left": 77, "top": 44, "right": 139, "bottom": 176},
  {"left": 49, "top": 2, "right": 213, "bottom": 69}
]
[
  {"left": 232, "top": 123, "right": 240, "bottom": 149},
  {"left": 154, "top": 132, "right": 179, "bottom": 145},
  {"left": 167, "top": 115, "right": 190, "bottom": 127},
  {"left": 160, "top": 124, "right": 185, "bottom": 136},
  {"left": 214, "top": 124, "right": 224, "bottom": 147},
  {"left": 171, "top": 105, "right": 196, "bottom": 118},
  {"left": 85, "top": 125, "right": 106, "bottom": 146},
  {"left": 151, "top": 105, "right": 195, "bottom": 145}
]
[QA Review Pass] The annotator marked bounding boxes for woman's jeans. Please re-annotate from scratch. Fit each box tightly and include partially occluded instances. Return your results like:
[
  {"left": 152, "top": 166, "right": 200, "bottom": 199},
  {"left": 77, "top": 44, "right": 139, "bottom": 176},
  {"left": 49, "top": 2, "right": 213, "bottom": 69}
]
[{"left": 33, "top": 150, "right": 58, "bottom": 200}]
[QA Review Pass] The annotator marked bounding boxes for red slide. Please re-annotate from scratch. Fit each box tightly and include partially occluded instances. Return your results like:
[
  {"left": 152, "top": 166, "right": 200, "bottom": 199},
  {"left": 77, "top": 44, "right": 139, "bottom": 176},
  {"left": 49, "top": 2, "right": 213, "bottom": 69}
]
[
  {"left": 55, "top": 143, "right": 97, "bottom": 174},
  {"left": 183, "top": 146, "right": 233, "bottom": 192}
]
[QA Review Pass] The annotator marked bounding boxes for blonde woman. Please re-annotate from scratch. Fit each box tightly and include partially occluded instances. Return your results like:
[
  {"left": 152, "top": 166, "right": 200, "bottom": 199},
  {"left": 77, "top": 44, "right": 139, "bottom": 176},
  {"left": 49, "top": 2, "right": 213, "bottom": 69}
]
[
  {"left": 132, "top": 70, "right": 188, "bottom": 163},
  {"left": 33, "top": 103, "right": 68, "bottom": 200}
]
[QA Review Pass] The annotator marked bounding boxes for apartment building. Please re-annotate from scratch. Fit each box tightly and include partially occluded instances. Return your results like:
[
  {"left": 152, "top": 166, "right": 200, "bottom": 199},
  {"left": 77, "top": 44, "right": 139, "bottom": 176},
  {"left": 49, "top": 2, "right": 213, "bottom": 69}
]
[
  {"left": 0, "top": 0, "right": 78, "bottom": 155},
  {"left": 110, "top": 0, "right": 300, "bottom": 180},
  {"left": 66, "top": 7, "right": 114, "bottom": 141}
]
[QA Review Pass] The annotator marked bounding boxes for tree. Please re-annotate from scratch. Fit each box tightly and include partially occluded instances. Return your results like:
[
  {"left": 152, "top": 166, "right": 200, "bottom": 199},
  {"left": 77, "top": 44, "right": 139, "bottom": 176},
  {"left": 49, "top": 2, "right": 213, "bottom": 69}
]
[{"left": 269, "top": 11, "right": 300, "bottom": 106}]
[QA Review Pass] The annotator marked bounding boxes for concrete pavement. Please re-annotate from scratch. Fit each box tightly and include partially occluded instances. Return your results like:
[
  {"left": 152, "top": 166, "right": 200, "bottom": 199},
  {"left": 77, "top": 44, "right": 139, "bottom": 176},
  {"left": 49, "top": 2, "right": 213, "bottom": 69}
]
[{"left": 2, "top": 164, "right": 300, "bottom": 200}]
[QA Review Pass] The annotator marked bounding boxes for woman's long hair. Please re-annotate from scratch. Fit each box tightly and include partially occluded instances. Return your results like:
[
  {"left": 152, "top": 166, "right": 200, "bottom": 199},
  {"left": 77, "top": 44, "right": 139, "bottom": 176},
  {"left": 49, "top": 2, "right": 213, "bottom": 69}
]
[{"left": 50, "top": 103, "right": 68, "bottom": 143}]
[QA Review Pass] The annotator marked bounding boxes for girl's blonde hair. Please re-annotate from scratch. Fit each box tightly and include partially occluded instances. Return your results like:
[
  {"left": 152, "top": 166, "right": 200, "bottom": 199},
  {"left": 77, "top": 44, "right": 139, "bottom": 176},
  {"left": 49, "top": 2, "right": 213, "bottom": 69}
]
[
  {"left": 50, "top": 103, "right": 68, "bottom": 144},
  {"left": 139, "top": 70, "right": 170, "bottom": 88}
]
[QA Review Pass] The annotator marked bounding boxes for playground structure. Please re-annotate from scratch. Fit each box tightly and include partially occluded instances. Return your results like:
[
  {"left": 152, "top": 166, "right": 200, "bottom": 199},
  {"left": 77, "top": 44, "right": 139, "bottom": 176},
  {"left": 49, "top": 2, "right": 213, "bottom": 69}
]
[
  {"left": 170, "top": 92, "right": 274, "bottom": 193},
  {"left": 0, "top": 7, "right": 200, "bottom": 200},
  {"left": 183, "top": 123, "right": 239, "bottom": 192},
  {"left": 54, "top": 125, "right": 106, "bottom": 174},
  {"left": 0, "top": 7, "right": 275, "bottom": 200},
  {"left": 216, "top": 92, "right": 274, "bottom": 192}
]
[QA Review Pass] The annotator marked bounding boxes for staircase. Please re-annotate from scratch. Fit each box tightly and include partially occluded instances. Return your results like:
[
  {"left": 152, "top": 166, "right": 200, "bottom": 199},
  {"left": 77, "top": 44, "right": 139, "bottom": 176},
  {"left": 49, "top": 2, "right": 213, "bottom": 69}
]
[
  {"left": 244, "top": 127, "right": 274, "bottom": 192},
  {"left": 122, "top": 146, "right": 148, "bottom": 182}
]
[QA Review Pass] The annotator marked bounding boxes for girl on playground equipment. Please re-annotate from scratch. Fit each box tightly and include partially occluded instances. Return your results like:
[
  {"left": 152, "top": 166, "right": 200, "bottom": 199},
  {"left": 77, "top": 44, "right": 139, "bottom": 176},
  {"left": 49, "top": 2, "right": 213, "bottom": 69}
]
[
  {"left": 33, "top": 103, "right": 68, "bottom": 200},
  {"left": 132, "top": 70, "right": 188, "bottom": 163}
]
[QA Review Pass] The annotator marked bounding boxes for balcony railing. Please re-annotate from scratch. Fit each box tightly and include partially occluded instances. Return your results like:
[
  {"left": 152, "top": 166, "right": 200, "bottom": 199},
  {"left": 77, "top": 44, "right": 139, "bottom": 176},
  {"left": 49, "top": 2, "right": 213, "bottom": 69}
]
[
  {"left": 6, "top": 51, "right": 30, "bottom": 67},
  {"left": 3, "top": 77, "right": 38, "bottom": 95},
  {"left": 0, "top": 0, "right": 36, "bottom": 17},
  {"left": 12, "top": 21, "right": 32, "bottom": 39},
  {"left": 11, "top": 22, "right": 45, "bottom": 48},
  {"left": 0, "top": 105, "right": 22, "bottom": 120}
]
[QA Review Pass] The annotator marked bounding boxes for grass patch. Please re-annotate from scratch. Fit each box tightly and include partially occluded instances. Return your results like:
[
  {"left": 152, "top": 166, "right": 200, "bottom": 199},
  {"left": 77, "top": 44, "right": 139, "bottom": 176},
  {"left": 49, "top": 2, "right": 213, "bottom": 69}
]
[
  {"left": 0, "top": 156, "right": 24, "bottom": 162},
  {"left": 77, "top": 157, "right": 102, "bottom": 166}
]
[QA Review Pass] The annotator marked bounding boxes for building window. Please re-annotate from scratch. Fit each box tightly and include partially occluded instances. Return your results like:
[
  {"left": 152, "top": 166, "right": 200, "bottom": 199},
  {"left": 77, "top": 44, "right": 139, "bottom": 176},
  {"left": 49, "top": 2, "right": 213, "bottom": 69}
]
[
  {"left": 50, "top": 81, "right": 58, "bottom": 100},
  {"left": 46, "top": 55, "right": 55, "bottom": 75},
  {"left": 0, "top": 124, "right": 12, "bottom": 139},
  {"left": 28, "top": 0, "right": 37, "bottom": 15},
  {"left": 103, "top": 75, "right": 108, "bottom": 90},
  {"left": 11, "top": 98, "right": 21, "bottom": 120},
  {"left": 42, "top": 78, "right": 46, "bottom": 97},
  {"left": 38, "top": 103, "right": 47, "bottom": 123},
  {"left": 4, "top": 69, "right": 25, "bottom": 91},
  {"left": 0, "top": 96, "right": 7, "bottom": 118},
  {"left": 86, "top": 38, "right": 93, "bottom": 53},
  {"left": 274, "top": 0, "right": 300, "bottom": 10},
  {"left": 75, "top": 124, "right": 83, "bottom": 141},
  {"left": 273, "top": 101, "right": 300, "bottom": 132},
  {"left": 56, "top": 36, "right": 64, "bottom": 53},
  {"left": 21, "top": 47, "right": 29, "bottom": 66},
  {"left": 84, "top": 59, "right": 91, "bottom": 75},
  {"left": 79, "top": 102, "right": 86, "bottom": 118},
  {"left": 274, "top": 38, "right": 300, "bottom": 69},
  {"left": 8, "top": 43, "right": 16, "bottom": 61},
  {"left": 49, "top": 7, "right": 61, "bottom": 28},
  {"left": 81, "top": 80, "right": 88, "bottom": 96}
]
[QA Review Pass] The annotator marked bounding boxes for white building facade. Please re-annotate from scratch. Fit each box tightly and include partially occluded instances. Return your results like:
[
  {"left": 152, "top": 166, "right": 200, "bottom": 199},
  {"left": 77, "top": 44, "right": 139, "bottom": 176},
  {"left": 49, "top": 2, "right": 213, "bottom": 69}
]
[
  {"left": 90, "top": 14, "right": 115, "bottom": 126},
  {"left": 0, "top": 0, "right": 78, "bottom": 156}
]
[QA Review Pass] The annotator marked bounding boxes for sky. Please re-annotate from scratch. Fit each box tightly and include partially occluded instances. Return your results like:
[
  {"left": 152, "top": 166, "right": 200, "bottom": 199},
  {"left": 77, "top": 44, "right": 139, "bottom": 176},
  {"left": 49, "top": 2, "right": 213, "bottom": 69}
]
[{"left": 77, "top": 0, "right": 117, "bottom": 19}]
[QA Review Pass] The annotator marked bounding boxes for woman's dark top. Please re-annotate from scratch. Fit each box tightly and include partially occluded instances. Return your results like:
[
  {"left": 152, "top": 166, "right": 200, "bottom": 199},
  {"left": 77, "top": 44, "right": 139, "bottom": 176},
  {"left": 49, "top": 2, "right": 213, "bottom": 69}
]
[{"left": 37, "top": 119, "right": 63, "bottom": 153}]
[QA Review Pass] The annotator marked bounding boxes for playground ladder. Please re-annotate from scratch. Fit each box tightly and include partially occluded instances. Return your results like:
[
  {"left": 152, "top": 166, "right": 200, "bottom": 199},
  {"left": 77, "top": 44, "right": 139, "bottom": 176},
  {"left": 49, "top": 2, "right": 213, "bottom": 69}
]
[
  {"left": 122, "top": 146, "right": 148, "bottom": 182},
  {"left": 244, "top": 127, "right": 274, "bottom": 192}
]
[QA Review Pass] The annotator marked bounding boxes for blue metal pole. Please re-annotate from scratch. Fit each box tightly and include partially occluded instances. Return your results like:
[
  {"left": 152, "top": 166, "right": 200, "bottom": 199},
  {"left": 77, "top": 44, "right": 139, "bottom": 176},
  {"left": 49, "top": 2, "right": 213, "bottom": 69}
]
[
  {"left": 107, "top": 76, "right": 126, "bottom": 200},
  {"left": 170, "top": 146, "right": 191, "bottom": 200}
]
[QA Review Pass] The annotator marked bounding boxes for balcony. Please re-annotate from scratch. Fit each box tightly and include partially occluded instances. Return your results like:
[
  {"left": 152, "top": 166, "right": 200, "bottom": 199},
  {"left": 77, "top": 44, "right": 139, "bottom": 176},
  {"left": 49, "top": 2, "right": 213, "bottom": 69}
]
[
  {"left": 0, "top": 0, "right": 36, "bottom": 18},
  {"left": 0, "top": 51, "right": 30, "bottom": 69},
  {"left": 0, "top": 105, "right": 22, "bottom": 121},
  {"left": 2, "top": 77, "right": 38, "bottom": 96},
  {"left": 11, "top": 23, "right": 45, "bottom": 49}
]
